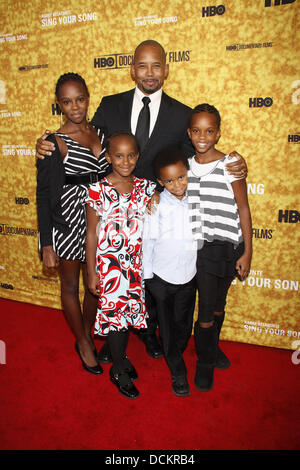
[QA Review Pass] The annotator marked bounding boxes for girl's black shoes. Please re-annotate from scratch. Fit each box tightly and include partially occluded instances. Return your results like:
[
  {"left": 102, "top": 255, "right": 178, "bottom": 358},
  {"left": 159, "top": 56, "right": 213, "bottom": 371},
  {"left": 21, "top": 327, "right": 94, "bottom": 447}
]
[
  {"left": 75, "top": 341, "right": 103, "bottom": 375},
  {"left": 122, "top": 356, "right": 138, "bottom": 381},
  {"left": 109, "top": 366, "right": 139, "bottom": 399}
]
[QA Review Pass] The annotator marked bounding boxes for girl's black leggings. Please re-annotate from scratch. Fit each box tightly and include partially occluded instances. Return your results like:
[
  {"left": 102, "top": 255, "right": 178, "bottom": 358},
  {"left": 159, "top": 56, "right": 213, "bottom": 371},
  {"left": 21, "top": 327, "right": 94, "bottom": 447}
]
[
  {"left": 195, "top": 270, "right": 234, "bottom": 324},
  {"left": 107, "top": 329, "right": 129, "bottom": 370}
]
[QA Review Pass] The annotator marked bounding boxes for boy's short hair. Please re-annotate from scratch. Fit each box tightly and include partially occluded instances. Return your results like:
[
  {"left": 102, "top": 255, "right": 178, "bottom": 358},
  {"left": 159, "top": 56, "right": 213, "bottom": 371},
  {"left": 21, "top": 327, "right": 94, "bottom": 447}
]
[
  {"left": 105, "top": 131, "right": 139, "bottom": 154},
  {"left": 153, "top": 147, "right": 189, "bottom": 179},
  {"left": 189, "top": 103, "right": 221, "bottom": 128}
]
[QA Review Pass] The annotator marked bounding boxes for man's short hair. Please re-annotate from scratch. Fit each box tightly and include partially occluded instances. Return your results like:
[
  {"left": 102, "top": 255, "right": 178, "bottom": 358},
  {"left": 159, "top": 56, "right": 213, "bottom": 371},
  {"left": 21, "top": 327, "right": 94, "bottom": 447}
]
[{"left": 133, "top": 40, "right": 166, "bottom": 64}]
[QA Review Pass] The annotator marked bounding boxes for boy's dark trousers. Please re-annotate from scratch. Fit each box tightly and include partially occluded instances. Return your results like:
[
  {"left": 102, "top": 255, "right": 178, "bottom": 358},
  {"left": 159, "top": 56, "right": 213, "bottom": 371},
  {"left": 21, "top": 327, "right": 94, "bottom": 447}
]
[{"left": 145, "top": 274, "right": 196, "bottom": 378}]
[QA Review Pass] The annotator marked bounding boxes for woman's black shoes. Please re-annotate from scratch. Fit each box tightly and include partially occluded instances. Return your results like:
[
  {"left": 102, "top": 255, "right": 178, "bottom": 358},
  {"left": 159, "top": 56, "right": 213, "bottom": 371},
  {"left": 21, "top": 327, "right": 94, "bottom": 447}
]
[
  {"left": 75, "top": 341, "right": 103, "bottom": 375},
  {"left": 109, "top": 367, "right": 139, "bottom": 399}
]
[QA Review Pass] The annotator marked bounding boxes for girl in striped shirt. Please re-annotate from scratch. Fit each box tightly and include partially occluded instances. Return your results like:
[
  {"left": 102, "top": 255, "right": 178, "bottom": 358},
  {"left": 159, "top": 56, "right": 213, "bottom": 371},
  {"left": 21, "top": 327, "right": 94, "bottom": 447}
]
[{"left": 187, "top": 103, "right": 252, "bottom": 391}]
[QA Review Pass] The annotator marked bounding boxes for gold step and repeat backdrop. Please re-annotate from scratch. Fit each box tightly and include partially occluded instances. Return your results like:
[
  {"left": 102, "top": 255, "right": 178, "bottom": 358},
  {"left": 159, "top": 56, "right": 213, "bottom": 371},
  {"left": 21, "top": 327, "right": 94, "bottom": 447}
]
[{"left": 0, "top": 0, "right": 299, "bottom": 349}]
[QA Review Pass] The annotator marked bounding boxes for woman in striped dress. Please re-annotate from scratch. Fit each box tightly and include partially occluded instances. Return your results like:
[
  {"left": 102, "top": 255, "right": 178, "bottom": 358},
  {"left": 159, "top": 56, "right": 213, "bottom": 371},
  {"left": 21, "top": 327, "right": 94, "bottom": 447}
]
[
  {"left": 36, "top": 73, "right": 109, "bottom": 375},
  {"left": 187, "top": 103, "right": 252, "bottom": 391}
]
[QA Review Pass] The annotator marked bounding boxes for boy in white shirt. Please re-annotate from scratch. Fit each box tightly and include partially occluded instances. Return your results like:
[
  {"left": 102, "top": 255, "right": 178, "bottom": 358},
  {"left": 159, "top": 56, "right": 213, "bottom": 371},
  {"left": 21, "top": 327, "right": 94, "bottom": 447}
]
[{"left": 143, "top": 147, "right": 197, "bottom": 397}]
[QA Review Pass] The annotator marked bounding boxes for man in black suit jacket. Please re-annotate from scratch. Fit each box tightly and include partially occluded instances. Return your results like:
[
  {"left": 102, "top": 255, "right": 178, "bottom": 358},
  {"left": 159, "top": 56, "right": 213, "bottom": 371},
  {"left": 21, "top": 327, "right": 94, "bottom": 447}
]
[
  {"left": 90, "top": 88, "right": 193, "bottom": 182},
  {"left": 36, "top": 39, "right": 247, "bottom": 362}
]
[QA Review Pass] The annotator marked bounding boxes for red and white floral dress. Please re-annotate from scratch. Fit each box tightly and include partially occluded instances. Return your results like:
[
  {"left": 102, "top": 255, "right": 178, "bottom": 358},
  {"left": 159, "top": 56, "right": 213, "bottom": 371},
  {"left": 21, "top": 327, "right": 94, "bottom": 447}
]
[{"left": 86, "top": 176, "right": 156, "bottom": 336}]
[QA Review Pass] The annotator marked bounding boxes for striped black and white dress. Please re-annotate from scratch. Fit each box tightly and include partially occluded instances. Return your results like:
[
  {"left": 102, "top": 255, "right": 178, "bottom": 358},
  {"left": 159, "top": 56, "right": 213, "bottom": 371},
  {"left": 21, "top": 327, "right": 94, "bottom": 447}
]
[{"left": 53, "top": 129, "right": 108, "bottom": 262}]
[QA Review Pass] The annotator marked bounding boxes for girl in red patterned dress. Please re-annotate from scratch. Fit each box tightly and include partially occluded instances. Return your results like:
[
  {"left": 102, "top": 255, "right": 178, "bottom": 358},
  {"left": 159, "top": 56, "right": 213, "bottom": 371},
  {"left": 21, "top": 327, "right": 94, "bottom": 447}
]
[{"left": 86, "top": 131, "right": 156, "bottom": 399}]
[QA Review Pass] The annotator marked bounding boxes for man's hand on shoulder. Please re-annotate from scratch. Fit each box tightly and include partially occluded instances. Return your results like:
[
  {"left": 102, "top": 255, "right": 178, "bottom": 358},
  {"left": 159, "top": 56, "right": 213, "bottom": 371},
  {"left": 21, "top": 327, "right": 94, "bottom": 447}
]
[
  {"left": 36, "top": 130, "right": 55, "bottom": 160},
  {"left": 146, "top": 191, "right": 160, "bottom": 215},
  {"left": 226, "top": 151, "right": 248, "bottom": 179}
]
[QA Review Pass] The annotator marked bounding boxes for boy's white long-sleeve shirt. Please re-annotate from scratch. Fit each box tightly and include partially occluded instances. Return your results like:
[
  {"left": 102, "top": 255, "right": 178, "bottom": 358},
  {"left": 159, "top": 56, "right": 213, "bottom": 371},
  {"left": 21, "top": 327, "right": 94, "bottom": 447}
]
[{"left": 143, "top": 188, "right": 197, "bottom": 285}]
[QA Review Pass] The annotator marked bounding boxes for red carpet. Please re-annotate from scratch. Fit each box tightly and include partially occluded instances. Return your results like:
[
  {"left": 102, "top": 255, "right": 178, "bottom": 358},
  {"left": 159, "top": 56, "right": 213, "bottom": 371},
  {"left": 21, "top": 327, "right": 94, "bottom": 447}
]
[{"left": 0, "top": 297, "right": 299, "bottom": 451}]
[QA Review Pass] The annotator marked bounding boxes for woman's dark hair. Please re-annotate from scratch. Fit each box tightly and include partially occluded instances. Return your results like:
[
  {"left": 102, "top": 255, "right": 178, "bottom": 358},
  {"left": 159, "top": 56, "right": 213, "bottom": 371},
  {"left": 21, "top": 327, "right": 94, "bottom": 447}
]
[
  {"left": 153, "top": 147, "right": 189, "bottom": 179},
  {"left": 55, "top": 73, "right": 89, "bottom": 99},
  {"left": 189, "top": 103, "right": 221, "bottom": 128},
  {"left": 104, "top": 131, "right": 139, "bottom": 154}
]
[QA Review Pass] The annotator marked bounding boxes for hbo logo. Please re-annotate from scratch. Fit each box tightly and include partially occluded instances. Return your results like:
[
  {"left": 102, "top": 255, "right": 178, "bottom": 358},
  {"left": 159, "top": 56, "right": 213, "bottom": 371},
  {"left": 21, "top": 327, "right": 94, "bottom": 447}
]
[
  {"left": 278, "top": 210, "right": 300, "bottom": 223},
  {"left": 94, "top": 56, "right": 115, "bottom": 69},
  {"left": 249, "top": 97, "right": 273, "bottom": 108},
  {"left": 15, "top": 197, "right": 29, "bottom": 205},
  {"left": 202, "top": 5, "right": 225, "bottom": 16}
]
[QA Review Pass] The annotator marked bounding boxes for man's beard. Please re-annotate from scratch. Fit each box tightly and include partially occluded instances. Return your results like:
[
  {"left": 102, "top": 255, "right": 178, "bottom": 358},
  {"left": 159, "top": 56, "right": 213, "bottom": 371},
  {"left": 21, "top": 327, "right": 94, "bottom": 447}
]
[{"left": 141, "top": 80, "right": 160, "bottom": 94}]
